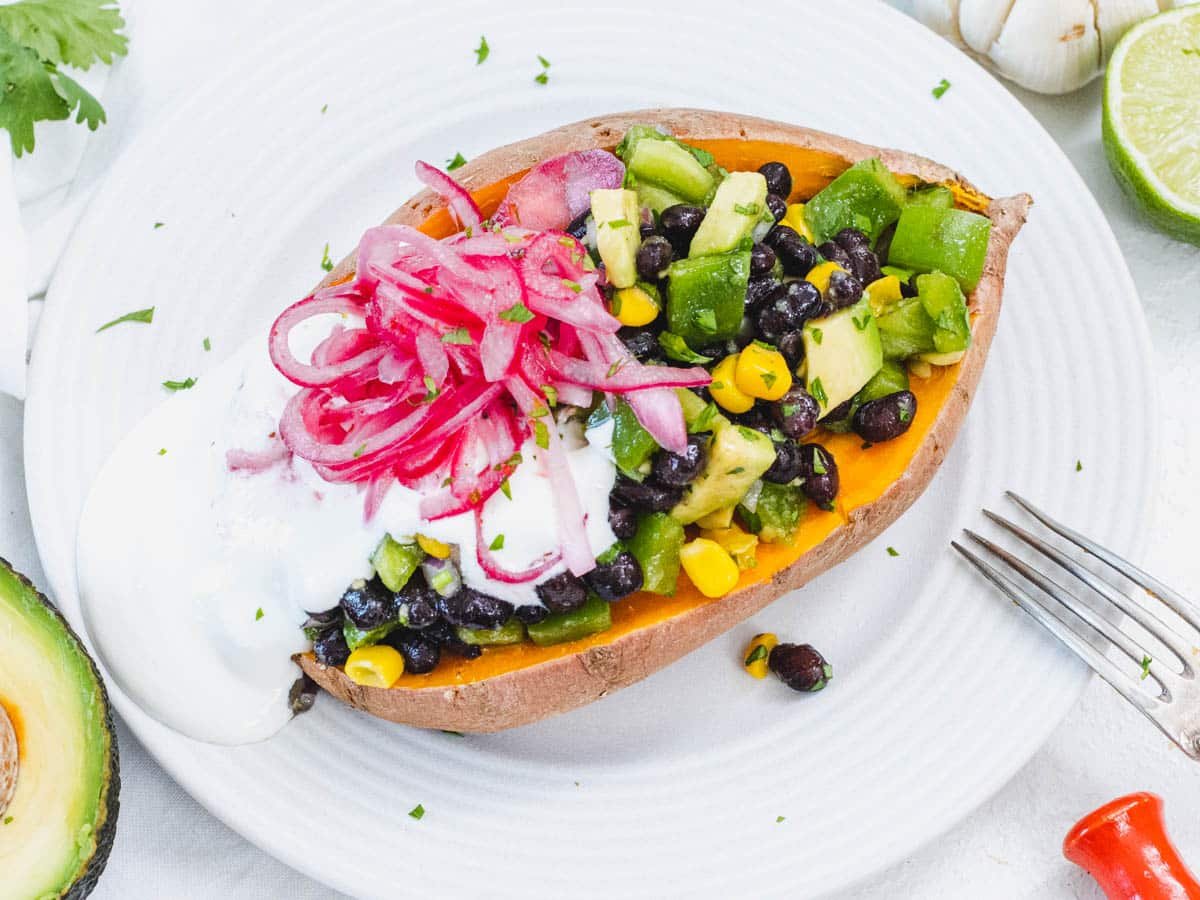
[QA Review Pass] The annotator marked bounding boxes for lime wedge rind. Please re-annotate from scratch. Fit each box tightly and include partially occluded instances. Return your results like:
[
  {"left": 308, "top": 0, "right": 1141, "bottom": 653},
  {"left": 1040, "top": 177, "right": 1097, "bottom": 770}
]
[{"left": 1103, "top": 5, "right": 1200, "bottom": 245}]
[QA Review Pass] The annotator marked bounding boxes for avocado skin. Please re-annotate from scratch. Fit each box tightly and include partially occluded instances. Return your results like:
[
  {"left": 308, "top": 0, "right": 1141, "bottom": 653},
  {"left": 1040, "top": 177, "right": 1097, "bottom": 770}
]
[{"left": 1, "top": 557, "right": 120, "bottom": 900}]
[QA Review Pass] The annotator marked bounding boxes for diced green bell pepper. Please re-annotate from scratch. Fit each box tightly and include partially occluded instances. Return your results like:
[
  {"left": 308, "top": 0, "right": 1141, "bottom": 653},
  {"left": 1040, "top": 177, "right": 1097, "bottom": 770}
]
[
  {"left": 805, "top": 158, "right": 907, "bottom": 244},
  {"left": 526, "top": 594, "right": 613, "bottom": 647},
  {"left": 887, "top": 206, "right": 991, "bottom": 292},
  {"left": 755, "top": 482, "right": 805, "bottom": 544},
  {"left": 905, "top": 184, "right": 955, "bottom": 209},
  {"left": 343, "top": 618, "right": 400, "bottom": 651},
  {"left": 915, "top": 271, "right": 971, "bottom": 354},
  {"left": 455, "top": 618, "right": 527, "bottom": 646},
  {"left": 666, "top": 250, "right": 751, "bottom": 347},
  {"left": 627, "top": 512, "right": 685, "bottom": 595},
  {"left": 637, "top": 183, "right": 687, "bottom": 215},
  {"left": 370, "top": 535, "right": 424, "bottom": 592},
  {"left": 588, "top": 398, "right": 658, "bottom": 478},
  {"left": 875, "top": 298, "right": 937, "bottom": 360},
  {"left": 857, "top": 359, "right": 910, "bottom": 403}
]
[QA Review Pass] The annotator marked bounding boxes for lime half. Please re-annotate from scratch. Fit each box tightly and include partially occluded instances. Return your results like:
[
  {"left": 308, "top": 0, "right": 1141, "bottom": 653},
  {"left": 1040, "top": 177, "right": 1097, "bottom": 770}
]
[{"left": 1103, "top": 5, "right": 1200, "bottom": 245}]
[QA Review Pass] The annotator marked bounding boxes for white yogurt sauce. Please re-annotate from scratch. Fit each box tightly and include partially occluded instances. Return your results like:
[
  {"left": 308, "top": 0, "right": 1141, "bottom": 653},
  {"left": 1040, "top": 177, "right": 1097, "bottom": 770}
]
[{"left": 76, "top": 317, "right": 616, "bottom": 745}]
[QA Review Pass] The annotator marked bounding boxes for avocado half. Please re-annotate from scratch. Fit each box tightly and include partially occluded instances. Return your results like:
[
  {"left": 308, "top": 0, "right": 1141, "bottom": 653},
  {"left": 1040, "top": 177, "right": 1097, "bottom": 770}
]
[{"left": 0, "top": 558, "right": 119, "bottom": 900}]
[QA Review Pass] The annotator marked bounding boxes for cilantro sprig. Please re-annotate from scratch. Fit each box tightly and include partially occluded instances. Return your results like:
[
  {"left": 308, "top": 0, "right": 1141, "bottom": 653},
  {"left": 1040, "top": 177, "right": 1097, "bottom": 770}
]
[{"left": 0, "top": 0, "right": 129, "bottom": 156}]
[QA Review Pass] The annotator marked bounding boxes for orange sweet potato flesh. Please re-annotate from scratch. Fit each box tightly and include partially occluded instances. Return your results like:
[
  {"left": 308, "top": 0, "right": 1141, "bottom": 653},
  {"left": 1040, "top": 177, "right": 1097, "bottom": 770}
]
[{"left": 298, "top": 109, "right": 1031, "bottom": 731}]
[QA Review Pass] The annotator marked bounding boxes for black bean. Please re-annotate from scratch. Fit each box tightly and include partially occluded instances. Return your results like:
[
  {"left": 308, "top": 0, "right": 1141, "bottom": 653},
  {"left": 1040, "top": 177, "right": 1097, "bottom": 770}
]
[
  {"left": 638, "top": 206, "right": 657, "bottom": 238},
  {"left": 583, "top": 551, "right": 644, "bottom": 601},
  {"left": 784, "top": 280, "right": 827, "bottom": 324},
  {"left": 651, "top": 433, "right": 707, "bottom": 486},
  {"left": 288, "top": 675, "right": 319, "bottom": 715},
  {"left": 620, "top": 327, "right": 663, "bottom": 362},
  {"left": 758, "top": 280, "right": 824, "bottom": 339},
  {"left": 608, "top": 505, "right": 639, "bottom": 540},
  {"left": 732, "top": 405, "right": 773, "bottom": 432},
  {"left": 436, "top": 588, "right": 513, "bottom": 630},
  {"left": 767, "top": 226, "right": 819, "bottom": 277},
  {"left": 734, "top": 315, "right": 758, "bottom": 350},
  {"left": 514, "top": 604, "right": 550, "bottom": 625},
  {"left": 394, "top": 571, "right": 439, "bottom": 628},
  {"left": 874, "top": 222, "right": 896, "bottom": 263},
  {"left": 773, "top": 387, "right": 820, "bottom": 439},
  {"left": 301, "top": 606, "right": 342, "bottom": 633},
  {"left": 636, "top": 236, "right": 673, "bottom": 282},
  {"left": 659, "top": 204, "right": 706, "bottom": 256},
  {"left": 820, "top": 398, "right": 855, "bottom": 425},
  {"left": 424, "top": 622, "right": 483, "bottom": 660},
  {"left": 818, "top": 241, "right": 853, "bottom": 271},
  {"left": 768, "top": 643, "right": 832, "bottom": 692},
  {"left": 384, "top": 629, "right": 441, "bottom": 674},
  {"left": 745, "top": 276, "right": 784, "bottom": 317},
  {"left": 901, "top": 275, "right": 920, "bottom": 298},
  {"left": 750, "top": 243, "right": 777, "bottom": 278},
  {"left": 799, "top": 443, "right": 839, "bottom": 507},
  {"left": 764, "top": 439, "right": 805, "bottom": 483},
  {"left": 566, "top": 210, "right": 590, "bottom": 241},
  {"left": 852, "top": 391, "right": 917, "bottom": 443},
  {"left": 826, "top": 270, "right": 864, "bottom": 309},
  {"left": 777, "top": 331, "right": 805, "bottom": 370},
  {"left": 765, "top": 193, "right": 788, "bottom": 222},
  {"left": 339, "top": 578, "right": 394, "bottom": 629},
  {"left": 610, "top": 474, "right": 683, "bottom": 513},
  {"left": 313, "top": 627, "right": 350, "bottom": 667},
  {"left": 833, "top": 228, "right": 870, "bottom": 252},
  {"left": 758, "top": 161, "right": 793, "bottom": 199},
  {"left": 536, "top": 571, "right": 590, "bottom": 614},
  {"left": 846, "top": 245, "right": 882, "bottom": 286},
  {"left": 695, "top": 341, "right": 732, "bottom": 359}
]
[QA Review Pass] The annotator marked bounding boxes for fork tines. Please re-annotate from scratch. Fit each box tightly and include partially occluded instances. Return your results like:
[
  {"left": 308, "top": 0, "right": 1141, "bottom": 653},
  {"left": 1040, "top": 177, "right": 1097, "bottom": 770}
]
[{"left": 952, "top": 492, "right": 1200, "bottom": 761}]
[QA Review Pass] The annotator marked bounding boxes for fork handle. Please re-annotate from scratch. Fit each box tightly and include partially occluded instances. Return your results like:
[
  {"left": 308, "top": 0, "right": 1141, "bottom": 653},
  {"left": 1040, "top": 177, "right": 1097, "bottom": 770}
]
[{"left": 1064, "top": 792, "right": 1200, "bottom": 900}]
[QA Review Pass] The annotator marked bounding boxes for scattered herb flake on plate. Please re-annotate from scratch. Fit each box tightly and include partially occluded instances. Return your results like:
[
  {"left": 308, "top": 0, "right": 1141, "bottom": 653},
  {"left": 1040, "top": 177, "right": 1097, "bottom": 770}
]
[
  {"left": 153, "top": 221, "right": 164, "bottom": 229},
  {"left": 96, "top": 306, "right": 154, "bottom": 333},
  {"left": 320, "top": 242, "right": 334, "bottom": 272},
  {"left": 255, "top": 607, "right": 264, "bottom": 621},
  {"left": 446, "top": 152, "right": 468, "bottom": 171},
  {"left": 203, "top": 336, "right": 211, "bottom": 351},
  {"left": 408, "top": 803, "right": 425, "bottom": 820},
  {"left": 162, "top": 377, "right": 197, "bottom": 392},
  {"left": 886, "top": 546, "right": 899, "bottom": 557},
  {"left": 474, "top": 35, "right": 489, "bottom": 64},
  {"left": 932, "top": 78, "right": 951, "bottom": 99}
]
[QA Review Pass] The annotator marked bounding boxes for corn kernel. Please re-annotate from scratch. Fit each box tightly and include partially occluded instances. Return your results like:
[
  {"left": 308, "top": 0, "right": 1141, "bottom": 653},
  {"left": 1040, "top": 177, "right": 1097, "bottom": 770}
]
[
  {"left": 611, "top": 284, "right": 660, "bottom": 327},
  {"left": 702, "top": 524, "right": 759, "bottom": 571},
  {"left": 742, "top": 632, "right": 778, "bottom": 679},
  {"left": 695, "top": 505, "right": 736, "bottom": 530},
  {"left": 709, "top": 355, "right": 755, "bottom": 414},
  {"left": 416, "top": 534, "right": 451, "bottom": 559},
  {"left": 908, "top": 359, "right": 933, "bottom": 379},
  {"left": 734, "top": 342, "right": 793, "bottom": 400},
  {"left": 920, "top": 349, "right": 966, "bottom": 367},
  {"left": 806, "top": 261, "right": 844, "bottom": 296},
  {"left": 781, "top": 203, "right": 814, "bottom": 243},
  {"left": 679, "top": 538, "right": 741, "bottom": 598},
  {"left": 866, "top": 275, "right": 904, "bottom": 313},
  {"left": 344, "top": 645, "right": 405, "bottom": 688}
]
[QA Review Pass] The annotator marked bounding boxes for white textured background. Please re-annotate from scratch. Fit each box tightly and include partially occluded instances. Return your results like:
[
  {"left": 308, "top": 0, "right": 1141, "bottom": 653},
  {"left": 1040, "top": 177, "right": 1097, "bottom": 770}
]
[{"left": 2, "top": 1, "right": 1198, "bottom": 896}]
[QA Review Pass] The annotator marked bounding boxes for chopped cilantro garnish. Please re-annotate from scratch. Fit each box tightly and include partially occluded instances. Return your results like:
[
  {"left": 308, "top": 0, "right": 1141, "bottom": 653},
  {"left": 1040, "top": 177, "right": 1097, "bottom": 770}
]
[
  {"left": 690, "top": 402, "right": 720, "bottom": 433},
  {"left": 852, "top": 313, "right": 872, "bottom": 331},
  {"left": 441, "top": 327, "right": 472, "bottom": 344},
  {"left": 352, "top": 443, "right": 367, "bottom": 458},
  {"left": 776, "top": 816, "right": 786, "bottom": 824},
  {"left": 320, "top": 103, "right": 328, "bottom": 114},
  {"left": 811, "top": 451, "right": 827, "bottom": 475},
  {"left": 537, "top": 54, "right": 551, "bottom": 68},
  {"left": 606, "top": 360, "right": 624, "bottom": 379},
  {"left": 744, "top": 644, "right": 768, "bottom": 666},
  {"left": 533, "top": 420, "right": 550, "bottom": 449},
  {"left": 534, "top": 71, "right": 549, "bottom": 85},
  {"left": 541, "top": 385, "right": 558, "bottom": 406},
  {"left": 157, "top": 447, "right": 166, "bottom": 456},
  {"left": 499, "top": 479, "right": 512, "bottom": 500},
  {"left": 693, "top": 308, "right": 718, "bottom": 334},
  {"left": 162, "top": 377, "right": 196, "bottom": 391},
  {"left": 658, "top": 332, "right": 713, "bottom": 364},
  {"left": 810, "top": 327, "right": 823, "bottom": 345},
  {"left": 255, "top": 607, "right": 264, "bottom": 621},
  {"left": 498, "top": 301, "right": 535, "bottom": 323},
  {"left": 153, "top": 221, "right": 164, "bottom": 229},
  {"left": 809, "top": 377, "right": 828, "bottom": 408},
  {"left": 605, "top": 218, "right": 631, "bottom": 229},
  {"left": 409, "top": 804, "right": 425, "bottom": 820},
  {"left": 489, "top": 534, "right": 505, "bottom": 551},
  {"left": 898, "top": 406, "right": 912, "bottom": 424},
  {"left": 781, "top": 403, "right": 799, "bottom": 418},
  {"left": 96, "top": 306, "right": 154, "bottom": 333},
  {"left": 561, "top": 278, "right": 582, "bottom": 293},
  {"left": 932, "top": 78, "right": 951, "bottom": 99},
  {"left": 3, "top": 816, "right": 11, "bottom": 825},
  {"left": 202, "top": 336, "right": 211, "bottom": 351},
  {"left": 886, "top": 546, "right": 899, "bottom": 557},
  {"left": 761, "top": 372, "right": 777, "bottom": 390},
  {"left": 1140, "top": 655, "right": 1152, "bottom": 679},
  {"left": 320, "top": 242, "right": 334, "bottom": 272},
  {"left": 422, "top": 375, "right": 440, "bottom": 403},
  {"left": 733, "top": 202, "right": 761, "bottom": 216},
  {"left": 474, "top": 35, "right": 489, "bottom": 64},
  {"left": 1076, "top": 460, "right": 1083, "bottom": 472},
  {"left": 736, "top": 426, "right": 760, "bottom": 442},
  {"left": 446, "top": 152, "right": 468, "bottom": 171},
  {"left": 530, "top": 402, "right": 549, "bottom": 418},
  {"left": 726, "top": 466, "right": 745, "bottom": 475}
]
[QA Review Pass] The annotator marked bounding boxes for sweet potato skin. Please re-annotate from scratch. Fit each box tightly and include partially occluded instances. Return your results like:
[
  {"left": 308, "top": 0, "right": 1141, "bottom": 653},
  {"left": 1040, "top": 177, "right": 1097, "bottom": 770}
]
[{"left": 297, "top": 109, "right": 1032, "bottom": 732}]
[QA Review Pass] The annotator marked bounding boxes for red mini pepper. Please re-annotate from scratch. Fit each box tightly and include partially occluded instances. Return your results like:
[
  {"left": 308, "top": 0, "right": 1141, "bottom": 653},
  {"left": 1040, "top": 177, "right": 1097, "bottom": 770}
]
[{"left": 1064, "top": 792, "right": 1200, "bottom": 900}]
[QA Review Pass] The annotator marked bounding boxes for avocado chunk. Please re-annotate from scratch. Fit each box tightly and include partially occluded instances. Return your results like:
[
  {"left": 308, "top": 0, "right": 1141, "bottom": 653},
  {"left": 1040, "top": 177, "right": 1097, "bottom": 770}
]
[
  {"left": 590, "top": 188, "right": 641, "bottom": 289},
  {"left": 802, "top": 297, "right": 884, "bottom": 415},
  {"left": 636, "top": 183, "right": 687, "bottom": 215},
  {"left": 688, "top": 171, "right": 769, "bottom": 257},
  {"left": 625, "top": 139, "right": 716, "bottom": 206},
  {"left": 0, "top": 558, "right": 119, "bottom": 900},
  {"left": 888, "top": 206, "right": 992, "bottom": 292},
  {"left": 671, "top": 423, "right": 776, "bottom": 524},
  {"left": 665, "top": 250, "right": 751, "bottom": 347},
  {"left": 804, "top": 158, "right": 907, "bottom": 244}
]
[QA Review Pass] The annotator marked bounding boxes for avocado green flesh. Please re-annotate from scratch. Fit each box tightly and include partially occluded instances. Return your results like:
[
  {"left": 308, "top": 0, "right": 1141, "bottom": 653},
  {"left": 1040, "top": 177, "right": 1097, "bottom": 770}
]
[{"left": 0, "top": 559, "right": 118, "bottom": 900}]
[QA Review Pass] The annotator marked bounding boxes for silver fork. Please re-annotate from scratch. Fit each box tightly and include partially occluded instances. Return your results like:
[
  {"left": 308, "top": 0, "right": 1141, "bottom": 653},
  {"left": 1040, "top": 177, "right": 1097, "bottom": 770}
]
[{"left": 952, "top": 492, "right": 1200, "bottom": 761}]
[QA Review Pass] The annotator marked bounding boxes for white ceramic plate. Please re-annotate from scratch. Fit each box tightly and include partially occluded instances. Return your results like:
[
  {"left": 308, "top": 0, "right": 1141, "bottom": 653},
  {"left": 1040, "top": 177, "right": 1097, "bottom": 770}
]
[{"left": 25, "top": 1, "right": 1158, "bottom": 896}]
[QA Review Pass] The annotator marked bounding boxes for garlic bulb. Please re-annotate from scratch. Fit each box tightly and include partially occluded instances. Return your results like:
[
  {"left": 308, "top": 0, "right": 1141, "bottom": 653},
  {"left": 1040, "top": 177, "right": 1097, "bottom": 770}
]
[{"left": 914, "top": 0, "right": 1187, "bottom": 94}]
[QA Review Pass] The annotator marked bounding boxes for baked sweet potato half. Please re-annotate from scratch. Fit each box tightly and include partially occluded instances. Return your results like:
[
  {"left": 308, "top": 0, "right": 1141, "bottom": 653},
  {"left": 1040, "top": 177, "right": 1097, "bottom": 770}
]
[{"left": 297, "top": 108, "right": 1031, "bottom": 732}]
